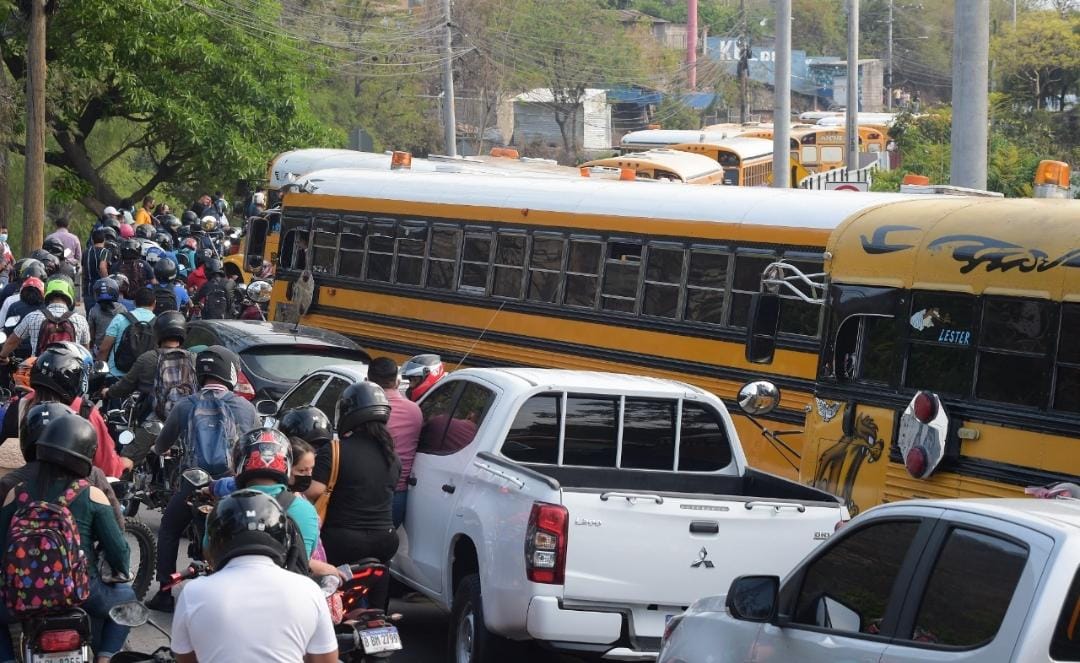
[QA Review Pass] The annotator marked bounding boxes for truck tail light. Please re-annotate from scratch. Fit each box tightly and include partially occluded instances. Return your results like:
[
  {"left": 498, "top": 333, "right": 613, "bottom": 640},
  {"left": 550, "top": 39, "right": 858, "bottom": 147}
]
[
  {"left": 525, "top": 502, "right": 568, "bottom": 585},
  {"left": 38, "top": 629, "right": 81, "bottom": 653},
  {"left": 912, "top": 391, "right": 937, "bottom": 423}
]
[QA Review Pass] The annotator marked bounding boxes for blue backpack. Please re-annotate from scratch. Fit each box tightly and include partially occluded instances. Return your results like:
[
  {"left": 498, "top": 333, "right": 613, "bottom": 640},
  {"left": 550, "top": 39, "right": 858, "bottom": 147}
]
[{"left": 185, "top": 390, "right": 238, "bottom": 477}]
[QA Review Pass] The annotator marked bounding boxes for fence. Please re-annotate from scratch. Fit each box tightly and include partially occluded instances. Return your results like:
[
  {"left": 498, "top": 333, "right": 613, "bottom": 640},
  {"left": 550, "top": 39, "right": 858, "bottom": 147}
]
[{"left": 798, "top": 150, "right": 891, "bottom": 190}]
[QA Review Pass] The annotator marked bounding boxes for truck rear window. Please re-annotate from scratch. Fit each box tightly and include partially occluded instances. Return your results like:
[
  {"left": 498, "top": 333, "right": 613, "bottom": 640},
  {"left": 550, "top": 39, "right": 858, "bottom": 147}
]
[
  {"left": 1052, "top": 566, "right": 1080, "bottom": 660},
  {"left": 501, "top": 393, "right": 733, "bottom": 472}
]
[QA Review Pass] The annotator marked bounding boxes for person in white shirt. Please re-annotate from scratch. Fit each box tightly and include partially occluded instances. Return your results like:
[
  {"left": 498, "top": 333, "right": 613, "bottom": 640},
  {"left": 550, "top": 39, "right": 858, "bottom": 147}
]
[{"left": 170, "top": 490, "right": 338, "bottom": 663}]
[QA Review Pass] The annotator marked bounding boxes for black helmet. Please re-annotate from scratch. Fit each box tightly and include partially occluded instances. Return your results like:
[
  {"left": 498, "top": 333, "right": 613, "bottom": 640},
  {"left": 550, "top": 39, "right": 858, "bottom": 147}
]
[
  {"left": 154, "top": 257, "right": 178, "bottom": 283},
  {"left": 120, "top": 238, "right": 142, "bottom": 260},
  {"left": 35, "top": 413, "right": 98, "bottom": 478},
  {"left": 135, "top": 224, "right": 155, "bottom": 240},
  {"left": 101, "top": 226, "right": 119, "bottom": 243},
  {"left": 19, "top": 259, "right": 47, "bottom": 281},
  {"left": 182, "top": 210, "right": 199, "bottom": 227},
  {"left": 113, "top": 273, "right": 131, "bottom": 296},
  {"left": 11, "top": 259, "right": 28, "bottom": 279},
  {"left": 153, "top": 310, "right": 187, "bottom": 345},
  {"left": 233, "top": 428, "right": 292, "bottom": 487},
  {"left": 336, "top": 381, "right": 391, "bottom": 433},
  {"left": 206, "top": 489, "right": 289, "bottom": 569},
  {"left": 101, "top": 215, "right": 121, "bottom": 232},
  {"left": 278, "top": 406, "right": 333, "bottom": 448},
  {"left": 206, "top": 258, "right": 225, "bottom": 277},
  {"left": 154, "top": 233, "right": 174, "bottom": 251},
  {"left": 196, "top": 345, "right": 240, "bottom": 389},
  {"left": 42, "top": 237, "right": 66, "bottom": 260},
  {"left": 164, "top": 215, "right": 182, "bottom": 233},
  {"left": 20, "top": 402, "right": 75, "bottom": 463},
  {"left": 31, "top": 344, "right": 88, "bottom": 403},
  {"left": 30, "top": 250, "right": 59, "bottom": 274},
  {"left": 92, "top": 277, "right": 120, "bottom": 303}
]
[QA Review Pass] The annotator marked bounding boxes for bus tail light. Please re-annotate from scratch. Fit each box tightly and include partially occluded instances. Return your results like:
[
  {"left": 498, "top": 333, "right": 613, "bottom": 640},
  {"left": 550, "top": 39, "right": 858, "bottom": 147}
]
[
  {"left": 912, "top": 391, "right": 937, "bottom": 423},
  {"left": 525, "top": 502, "right": 568, "bottom": 585}
]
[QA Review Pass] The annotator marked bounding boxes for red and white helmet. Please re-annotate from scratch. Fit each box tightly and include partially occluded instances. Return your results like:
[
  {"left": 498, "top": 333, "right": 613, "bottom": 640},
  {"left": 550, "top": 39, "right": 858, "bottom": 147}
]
[{"left": 401, "top": 354, "right": 445, "bottom": 402}]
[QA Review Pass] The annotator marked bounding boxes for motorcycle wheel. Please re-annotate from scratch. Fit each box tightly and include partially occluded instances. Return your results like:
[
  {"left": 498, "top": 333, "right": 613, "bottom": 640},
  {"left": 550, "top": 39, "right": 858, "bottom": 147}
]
[{"left": 124, "top": 517, "right": 157, "bottom": 601}]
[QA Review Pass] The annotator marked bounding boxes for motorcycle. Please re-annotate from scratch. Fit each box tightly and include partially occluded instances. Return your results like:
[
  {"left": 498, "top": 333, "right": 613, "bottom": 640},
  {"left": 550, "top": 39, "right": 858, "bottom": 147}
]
[
  {"left": 107, "top": 396, "right": 173, "bottom": 519},
  {"left": 182, "top": 468, "right": 213, "bottom": 563},
  {"left": 107, "top": 562, "right": 210, "bottom": 663},
  {"left": 103, "top": 479, "right": 158, "bottom": 601},
  {"left": 332, "top": 560, "right": 404, "bottom": 661},
  {"left": 18, "top": 607, "right": 94, "bottom": 663}
]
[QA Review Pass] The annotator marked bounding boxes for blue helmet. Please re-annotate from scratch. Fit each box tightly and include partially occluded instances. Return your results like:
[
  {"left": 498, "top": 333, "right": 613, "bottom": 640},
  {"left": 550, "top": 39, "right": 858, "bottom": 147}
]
[{"left": 93, "top": 277, "right": 120, "bottom": 303}]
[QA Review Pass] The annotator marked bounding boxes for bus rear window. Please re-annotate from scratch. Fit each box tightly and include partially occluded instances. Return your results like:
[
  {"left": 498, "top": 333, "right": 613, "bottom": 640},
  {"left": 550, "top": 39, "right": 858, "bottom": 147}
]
[{"left": 1051, "top": 566, "right": 1080, "bottom": 660}]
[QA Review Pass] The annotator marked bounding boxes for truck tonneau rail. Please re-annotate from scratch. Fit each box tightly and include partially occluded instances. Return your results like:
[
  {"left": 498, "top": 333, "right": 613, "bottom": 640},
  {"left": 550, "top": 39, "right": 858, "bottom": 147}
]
[{"left": 474, "top": 452, "right": 561, "bottom": 491}]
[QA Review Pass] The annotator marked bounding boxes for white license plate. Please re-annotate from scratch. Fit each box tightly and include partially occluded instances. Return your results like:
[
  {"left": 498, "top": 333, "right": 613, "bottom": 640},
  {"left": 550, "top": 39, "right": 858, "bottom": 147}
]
[
  {"left": 31, "top": 653, "right": 85, "bottom": 663},
  {"left": 359, "top": 626, "right": 402, "bottom": 654}
]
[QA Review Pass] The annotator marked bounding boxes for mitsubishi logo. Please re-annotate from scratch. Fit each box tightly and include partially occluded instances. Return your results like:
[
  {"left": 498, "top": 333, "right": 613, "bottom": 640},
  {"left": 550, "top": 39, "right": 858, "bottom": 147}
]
[{"left": 690, "top": 547, "right": 715, "bottom": 569}]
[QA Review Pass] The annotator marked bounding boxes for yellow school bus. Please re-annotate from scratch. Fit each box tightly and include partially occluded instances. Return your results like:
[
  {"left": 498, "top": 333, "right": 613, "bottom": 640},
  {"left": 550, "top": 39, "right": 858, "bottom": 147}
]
[
  {"left": 265, "top": 168, "right": 922, "bottom": 478},
  {"left": 744, "top": 195, "right": 1080, "bottom": 513},
  {"left": 579, "top": 149, "right": 727, "bottom": 185}
]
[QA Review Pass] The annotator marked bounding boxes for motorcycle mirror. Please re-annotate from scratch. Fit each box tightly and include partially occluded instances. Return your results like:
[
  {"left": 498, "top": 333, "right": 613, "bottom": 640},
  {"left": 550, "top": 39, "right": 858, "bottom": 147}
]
[
  {"left": 141, "top": 420, "right": 164, "bottom": 436},
  {"left": 182, "top": 468, "right": 211, "bottom": 488},
  {"left": 109, "top": 601, "right": 150, "bottom": 627},
  {"left": 93, "top": 360, "right": 109, "bottom": 376}
]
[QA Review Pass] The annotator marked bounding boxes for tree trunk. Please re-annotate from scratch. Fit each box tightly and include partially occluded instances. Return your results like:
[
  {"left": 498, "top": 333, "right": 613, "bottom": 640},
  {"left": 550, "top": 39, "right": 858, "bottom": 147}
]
[
  {"left": 22, "top": 0, "right": 47, "bottom": 256},
  {"left": 0, "top": 40, "right": 10, "bottom": 231}
]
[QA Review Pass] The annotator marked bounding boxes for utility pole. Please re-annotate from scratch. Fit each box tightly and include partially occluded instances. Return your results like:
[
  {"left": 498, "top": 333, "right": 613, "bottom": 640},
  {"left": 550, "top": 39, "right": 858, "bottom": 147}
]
[
  {"left": 950, "top": 0, "right": 989, "bottom": 189},
  {"left": 886, "top": 0, "right": 893, "bottom": 110},
  {"left": 845, "top": 0, "right": 859, "bottom": 170},
  {"left": 23, "top": 0, "right": 47, "bottom": 256},
  {"left": 773, "top": 0, "right": 792, "bottom": 187},
  {"left": 738, "top": 0, "right": 749, "bottom": 123},
  {"left": 688, "top": 0, "right": 698, "bottom": 90},
  {"left": 1012, "top": 0, "right": 1017, "bottom": 25},
  {"left": 440, "top": 0, "right": 458, "bottom": 157}
]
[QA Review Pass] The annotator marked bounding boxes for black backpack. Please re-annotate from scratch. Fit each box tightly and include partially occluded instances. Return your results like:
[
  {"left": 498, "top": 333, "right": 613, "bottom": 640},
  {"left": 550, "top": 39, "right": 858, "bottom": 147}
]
[
  {"left": 117, "top": 260, "right": 148, "bottom": 291},
  {"left": 113, "top": 312, "right": 155, "bottom": 373},
  {"left": 274, "top": 491, "right": 310, "bottom": 577},
  {"left": 152, "top": 285, "right": 178, "bottom": 314},
  {"left": 201, "top": 280, "right": 231, "bottom": 320}
]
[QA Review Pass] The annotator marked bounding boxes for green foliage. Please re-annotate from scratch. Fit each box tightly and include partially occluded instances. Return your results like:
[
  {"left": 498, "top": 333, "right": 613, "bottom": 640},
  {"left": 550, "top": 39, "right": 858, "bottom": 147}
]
[
  {"left": 653, "top": 96, "right": 702, "bottom": 130},
  {"left": 791, "top": 0, "right": 846, "bottom": 56},
  {"left": 0, "top": 0, "right": 336, "bottom": 213},
  {"left": 624, "top": 0, "right": 739, "bottom": 36},
  {"left": 992, "top": 11, "right": 1080, "bottom": 110}
]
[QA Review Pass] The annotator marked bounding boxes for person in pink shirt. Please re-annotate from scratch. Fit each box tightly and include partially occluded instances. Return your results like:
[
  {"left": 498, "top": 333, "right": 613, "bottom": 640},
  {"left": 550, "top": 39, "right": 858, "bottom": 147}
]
[{"left": 367, "top": 357, "right": 421, "bottom": 528}]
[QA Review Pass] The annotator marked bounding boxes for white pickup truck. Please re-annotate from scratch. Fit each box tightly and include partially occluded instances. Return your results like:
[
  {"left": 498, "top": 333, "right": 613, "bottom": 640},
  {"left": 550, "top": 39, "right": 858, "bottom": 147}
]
[{"left": 392, "top": 368, "right": 845, "bottom": 662}]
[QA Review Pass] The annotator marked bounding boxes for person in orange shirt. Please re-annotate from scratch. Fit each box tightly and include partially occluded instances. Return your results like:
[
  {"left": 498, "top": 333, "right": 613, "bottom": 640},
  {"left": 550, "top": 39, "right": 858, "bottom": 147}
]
[{"left": 134, "top": 194, "right": 155, "bottom": 226}]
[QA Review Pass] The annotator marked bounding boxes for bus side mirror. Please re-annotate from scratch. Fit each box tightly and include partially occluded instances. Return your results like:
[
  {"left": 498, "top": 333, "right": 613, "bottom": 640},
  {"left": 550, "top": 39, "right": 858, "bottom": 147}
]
[{"left": 746, "top": 292, "right": 780, "bottom": 364}]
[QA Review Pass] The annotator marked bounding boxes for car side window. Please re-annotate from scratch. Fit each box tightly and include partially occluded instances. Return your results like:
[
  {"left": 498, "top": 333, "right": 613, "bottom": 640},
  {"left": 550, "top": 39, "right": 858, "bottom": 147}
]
[
  {"left": 417, "top": 381, "right": 495, "bottom": 456},
  {"left": 792, "top": 520, "right": 921, "bottom": 635},
  {"left": 281, "top": 375, "right": 327, "bottom": 412},
  {"left": 909, "top": 528, "right": 1027, "bottom": 647},
  {"left": 1052, "top": 566, "right": 1080, "bottom": 660},
  {"left": 183, "top": 327, "right": 217, "bottom": 350},
  {"left": 315, "top": 378, "right": 350, "bottom": 425}
]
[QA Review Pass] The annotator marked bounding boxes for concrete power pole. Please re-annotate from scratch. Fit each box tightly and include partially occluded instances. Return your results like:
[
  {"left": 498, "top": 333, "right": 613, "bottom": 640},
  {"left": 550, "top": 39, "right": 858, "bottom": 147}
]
[
  {"left": 739, "top": 0, "right": 749, "bottom": 123},
  {"left": 440, "top": 0, "right": 458, "bottom": 157},
  {"left": 886, "top": 0, "right": 893, "bottom": 110},
  {"left": 773, "top": 0, "right": 792, "bottom": 188},
  {"left": 688, "top": 0, "right": 698, "bottom": 90},
  {"left": 845, "top": 0, "right": 859, "bottom": 170},
  {"left": 23, "top": 0, "right": 47, "bottom": 255},
  {"left": 950, "top": 0, "right": 989, "bottom": 189}
]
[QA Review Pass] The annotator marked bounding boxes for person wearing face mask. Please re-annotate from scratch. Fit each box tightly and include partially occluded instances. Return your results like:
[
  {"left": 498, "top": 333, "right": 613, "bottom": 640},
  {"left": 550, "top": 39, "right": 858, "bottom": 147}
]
[{"left": 0, "top": 225, "right": 12, "bottom": 286}]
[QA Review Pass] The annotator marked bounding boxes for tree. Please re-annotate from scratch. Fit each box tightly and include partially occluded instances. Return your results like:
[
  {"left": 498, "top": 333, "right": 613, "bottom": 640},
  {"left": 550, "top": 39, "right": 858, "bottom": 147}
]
[
  {"left": 992, "top": 12, "right": 1080, "bottom": 110},
  {"left": 0, "top": 0, "right": 335, "bottom": 215},
  {"left": 791, "top": 0, "right": 846, "bottom": 56}
]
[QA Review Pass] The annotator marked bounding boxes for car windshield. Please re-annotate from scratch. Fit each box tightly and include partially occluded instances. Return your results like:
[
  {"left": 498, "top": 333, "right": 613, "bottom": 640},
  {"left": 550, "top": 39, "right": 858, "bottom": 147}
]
[{"left": 241, "top": 347, "right": 368, "bottom": 382}]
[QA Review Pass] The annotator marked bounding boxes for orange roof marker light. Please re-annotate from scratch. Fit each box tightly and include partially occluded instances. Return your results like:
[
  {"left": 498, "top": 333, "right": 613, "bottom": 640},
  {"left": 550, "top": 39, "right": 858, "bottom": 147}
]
[
  {"left": 902, "top": 173, "right": 930, "bottom": 186},
  {"left": 1034, "top": 160, "right": 1071, "bottom": 199},
  {"left": 489, "top": 147, "right": 520, "bottom": 159},
  {"left": 390, "top": 151, "right": 412, "bottom": 170}
]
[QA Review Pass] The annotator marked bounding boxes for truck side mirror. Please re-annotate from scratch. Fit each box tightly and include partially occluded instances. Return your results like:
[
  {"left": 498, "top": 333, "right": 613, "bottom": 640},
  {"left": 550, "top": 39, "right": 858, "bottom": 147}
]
[
  {"left": 746, "top": 293, "right": 780, "bottom": 364},
  {"left": 726, "top": 575, "right": 779, "bottom": 622}
]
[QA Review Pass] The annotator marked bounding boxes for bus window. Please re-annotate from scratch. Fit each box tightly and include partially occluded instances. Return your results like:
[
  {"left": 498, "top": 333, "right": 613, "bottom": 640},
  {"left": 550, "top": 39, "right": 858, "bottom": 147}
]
[
  {"left": 278, "top": 214, "right": 310, "bottom": 271},
  {"left": 820, "top": 146, "right": 844, "bottom": 164},
  {"left": 427, "top": 225, "right": 461, "bottom": 291},
  {"left": 460, "top": 231, "right": 493, "bottom": 293},
  {"left": 833, "top": 315, "right": 899, "bottom": 384},
  {"left": 778, "top": 255, "right": 824, "bottom": 337},
  {"left": 729, "top": 253, "right": 777, "bottom": 328},
  {"left": 904, "top": 292, "right": 976, "bottom": 397},
  {"left": 976, "top": 298, "right": 1054, "bottom": 408},
  {"left": 365, "top": 219, "right": 396, "bottom": 283},
  {"left": 396, "top": 222, "right": 428, "bottom": 287},
  {"left": 492, "top": 232, "right": 527, "bottom": 298},
  {"left": 601, "top": 241, "right": 642, "bottom": 313},
  {"left": 310, "top": 216, "right": 339, "bottom": 275},
  {"left": 565, "top": 239, "right": 603, "bottom": 308},
  {"left": 527, "top": 234, "right": 565, "bottom": 304},
  {"left": 684, "top": 249, "right": 728, "bottom": 324},
  {"left": 642, "top": 244, "right": 684, "bottom": 319},
  {"left": 244, "top": 217, "right": 269, "bottom": 272},
  {"left": 1055, "top": 304, "right": 1080, "bottom": 413},
  {"left": 338, "top": 217, "right": 368, "bottom": 279}
]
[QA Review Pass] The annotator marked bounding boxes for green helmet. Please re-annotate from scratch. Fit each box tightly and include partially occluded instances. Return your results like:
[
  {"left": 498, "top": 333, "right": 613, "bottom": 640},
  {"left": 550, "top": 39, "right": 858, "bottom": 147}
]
[{"left": 44, "top": 277, "right": 75, "bottom": 308}]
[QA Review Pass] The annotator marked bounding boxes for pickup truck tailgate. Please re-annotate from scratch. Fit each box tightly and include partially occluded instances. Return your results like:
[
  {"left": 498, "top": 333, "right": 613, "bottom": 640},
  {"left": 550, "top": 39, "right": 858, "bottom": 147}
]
[{"left": 560, "top": 490, "right": 839, "bottom": 631}]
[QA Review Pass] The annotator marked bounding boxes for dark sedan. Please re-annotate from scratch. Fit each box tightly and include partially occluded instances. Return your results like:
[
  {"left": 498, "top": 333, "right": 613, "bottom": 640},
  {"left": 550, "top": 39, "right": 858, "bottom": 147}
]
[{"left": 184, "top": 320, "right": 371, "bottom": 401}]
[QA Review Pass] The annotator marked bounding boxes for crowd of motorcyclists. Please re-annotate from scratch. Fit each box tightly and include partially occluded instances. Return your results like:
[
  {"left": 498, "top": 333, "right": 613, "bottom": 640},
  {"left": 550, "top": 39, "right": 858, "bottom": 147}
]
[{"left": 0, "top": 194, "right": 449, "bottom": 661}]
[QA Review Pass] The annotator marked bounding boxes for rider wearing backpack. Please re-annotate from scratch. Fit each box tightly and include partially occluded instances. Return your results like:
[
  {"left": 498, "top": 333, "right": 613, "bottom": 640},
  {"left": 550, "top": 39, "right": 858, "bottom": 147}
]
[
  {"left": 0, "top": 277, "right": 90, "bottom": 362},
  {"left": 102, "top": 311, "right": 196, "bottom": 466},
  {"left": 146, "top": 345, "right": 258, "bottom": 612},
  {"left": 111, "top": 239, "right": 152, "bottom": 293},
  {"left": 96, "top": 286, "right": 155, "bottom": 377},
  {"left": 194, "top": 258, "right": 235, "bottom": 320},
  {"left": 0, "top": 414, "right": 135, "bottom": 662},
  {"left": 150, "top": 257, "right": 190, "bottom": 315}
]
